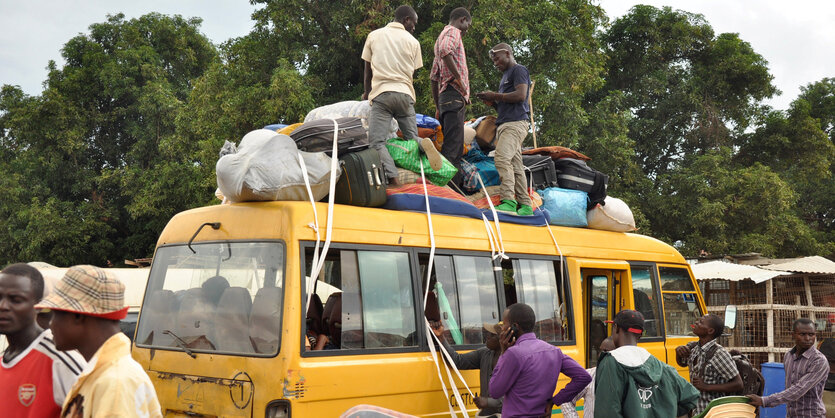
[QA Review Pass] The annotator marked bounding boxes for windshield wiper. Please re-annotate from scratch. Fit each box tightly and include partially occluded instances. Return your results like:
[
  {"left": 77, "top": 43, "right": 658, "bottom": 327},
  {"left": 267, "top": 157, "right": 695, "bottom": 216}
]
[{"left": 162, "top": 330, "right": 197, "bottom": 358}]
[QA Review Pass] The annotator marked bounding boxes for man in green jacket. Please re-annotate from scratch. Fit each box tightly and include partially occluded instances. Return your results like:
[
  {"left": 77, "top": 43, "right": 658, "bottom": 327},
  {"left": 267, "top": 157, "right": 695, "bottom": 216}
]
[{"left": 595, "top": 310, "right": 700, "bottom": 417}]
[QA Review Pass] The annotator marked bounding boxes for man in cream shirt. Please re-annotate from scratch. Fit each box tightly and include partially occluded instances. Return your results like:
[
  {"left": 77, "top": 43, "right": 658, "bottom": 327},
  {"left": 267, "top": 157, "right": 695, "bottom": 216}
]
[{"left": 362, "top": 4, "right": 442, "bottom": 186}]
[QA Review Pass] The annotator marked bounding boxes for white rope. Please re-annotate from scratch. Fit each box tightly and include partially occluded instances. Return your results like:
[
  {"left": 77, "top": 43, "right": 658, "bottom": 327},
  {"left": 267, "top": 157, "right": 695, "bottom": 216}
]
[
  {"left": 305, "top": 119, "right": 340, "bottom": 313},
  {"left": 477, "top": 173, "right": 508, "bottom": 260},
  {"left": 481, "top": 214, "right": 498, "bottom": 260},
  {"left": 298, "top": 153, "right": 321, "bottom": 315},
  {"left": 418, "top": 161, "right": 471, "bottom": 417}
]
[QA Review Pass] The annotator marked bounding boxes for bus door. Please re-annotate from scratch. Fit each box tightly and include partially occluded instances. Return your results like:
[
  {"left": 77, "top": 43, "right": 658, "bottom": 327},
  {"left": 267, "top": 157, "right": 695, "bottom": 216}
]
[
  {"left": 627, "top": 263, "right": 667, "bottom": 364},
  {"left": 578, "top": 260, "right": 628, "bottom": 368},
  {"left": 656, "top": 263, "right": 705, "bottom": 375}
]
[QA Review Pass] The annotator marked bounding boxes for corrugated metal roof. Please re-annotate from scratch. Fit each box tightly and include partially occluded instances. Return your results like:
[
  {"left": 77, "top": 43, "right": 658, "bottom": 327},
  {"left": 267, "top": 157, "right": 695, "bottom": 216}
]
[
  {"left": 759, "top": 256, "right": 835, "bottom": 274},
  {"left": 691, "top": 260, "right": 793, "bottom": 283}
]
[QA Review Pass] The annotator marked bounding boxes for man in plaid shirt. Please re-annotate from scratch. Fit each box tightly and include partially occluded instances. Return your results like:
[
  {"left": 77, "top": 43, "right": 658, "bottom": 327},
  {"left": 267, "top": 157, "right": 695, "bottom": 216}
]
[
  {"left": 675, "top": 314, "right": 743, "bottom": 415},
  {"left": 430, "top": 7, "right": 471, "bottom": 188}
]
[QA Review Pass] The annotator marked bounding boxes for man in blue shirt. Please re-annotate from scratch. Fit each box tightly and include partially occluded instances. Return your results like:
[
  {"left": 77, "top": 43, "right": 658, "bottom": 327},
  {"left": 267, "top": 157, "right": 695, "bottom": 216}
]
[
  {"left": 489, "top": 303, "right": 591, "bottom": 417},
  {"left": 476, "top": 43, "right": 534, "bottom": 216}
]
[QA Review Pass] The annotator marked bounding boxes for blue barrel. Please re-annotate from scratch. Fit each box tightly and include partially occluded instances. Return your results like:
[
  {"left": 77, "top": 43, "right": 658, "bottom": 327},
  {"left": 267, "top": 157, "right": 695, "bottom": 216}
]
[{"left": 761, "top": 362, "right": 787, "bottom": 418}]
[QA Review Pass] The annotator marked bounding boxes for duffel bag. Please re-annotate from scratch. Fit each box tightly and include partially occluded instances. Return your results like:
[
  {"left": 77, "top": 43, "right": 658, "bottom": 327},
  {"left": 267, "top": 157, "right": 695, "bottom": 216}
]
[
  {"left": 386, "top": 138, "right": 457, "bottom": 186},
  {"left": 539, "top": 187, "right": 588, "bottom": 227},
  {"left": 290, "top": 117, "right": 368, "bottom": 154},
  {"left": 586, "top": 197, "right": 637, "bottom": 232}
]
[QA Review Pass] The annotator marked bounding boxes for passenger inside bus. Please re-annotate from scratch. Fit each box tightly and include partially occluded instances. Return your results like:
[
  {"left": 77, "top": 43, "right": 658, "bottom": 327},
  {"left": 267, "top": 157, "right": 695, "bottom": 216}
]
[
  {"left": 305, "top": 294, "right": 328, "bottom": 350},
  {"left": 322, "top": 292, "right": 342, "bottom": 349}
]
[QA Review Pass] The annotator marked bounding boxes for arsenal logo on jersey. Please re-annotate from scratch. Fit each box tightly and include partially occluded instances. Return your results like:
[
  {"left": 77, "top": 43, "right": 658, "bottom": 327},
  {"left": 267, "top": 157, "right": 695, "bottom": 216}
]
[{"left": 18, "top": 383, "right": 36, "bottom": 407}]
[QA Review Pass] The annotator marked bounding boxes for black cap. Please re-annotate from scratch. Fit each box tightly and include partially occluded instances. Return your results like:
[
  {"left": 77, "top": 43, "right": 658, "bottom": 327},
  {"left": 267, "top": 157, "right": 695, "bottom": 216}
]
[{"left": 606, "top": 309, "right": 645, "bottom": 335}]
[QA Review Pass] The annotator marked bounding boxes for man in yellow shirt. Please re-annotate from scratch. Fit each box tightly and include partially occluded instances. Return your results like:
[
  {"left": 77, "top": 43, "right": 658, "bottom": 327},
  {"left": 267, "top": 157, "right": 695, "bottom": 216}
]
[
  {"left": 361, "top": 5, "right": 443, "bottom": 186},
  {"left": 36, "top": 265, "right": 162, "bottom": 418}
]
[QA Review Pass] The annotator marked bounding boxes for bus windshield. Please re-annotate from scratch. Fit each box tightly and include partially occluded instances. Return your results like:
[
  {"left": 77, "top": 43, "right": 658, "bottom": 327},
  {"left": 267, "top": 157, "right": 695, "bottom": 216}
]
[{"left": 135, "top": 241, "right": 284, "bottom": 356}]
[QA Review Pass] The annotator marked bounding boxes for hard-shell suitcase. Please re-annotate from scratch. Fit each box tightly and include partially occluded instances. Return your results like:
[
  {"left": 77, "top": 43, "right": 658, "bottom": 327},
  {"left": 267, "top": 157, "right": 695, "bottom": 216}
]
[
  {"left": 554, "top": 158, "right": 596, "bottom": 192},
  {"left": 334, "top": 148, "right": 387, "bottom": 207},
  {"left": 290, "top": 117, "right": 368, "bottom": 154},
  {"left": 523, "top": 154, "right": 558, "bottom": 191}
]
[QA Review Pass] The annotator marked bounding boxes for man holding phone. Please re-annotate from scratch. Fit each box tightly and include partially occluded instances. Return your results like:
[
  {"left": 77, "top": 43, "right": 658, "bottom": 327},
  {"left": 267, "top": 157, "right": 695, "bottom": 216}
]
[{"left": 489, "top": 303, "right": 591, "bottom": 417}]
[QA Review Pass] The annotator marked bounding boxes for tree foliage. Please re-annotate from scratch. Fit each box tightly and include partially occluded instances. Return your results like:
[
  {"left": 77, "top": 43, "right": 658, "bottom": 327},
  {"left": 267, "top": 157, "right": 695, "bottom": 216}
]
[{"left": 0, "top": 3, "right": 832, "bottom": 265}]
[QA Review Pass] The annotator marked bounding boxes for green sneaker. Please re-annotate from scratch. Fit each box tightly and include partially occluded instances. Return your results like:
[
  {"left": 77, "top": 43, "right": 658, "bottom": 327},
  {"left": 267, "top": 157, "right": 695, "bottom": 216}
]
[
  {"left": 516, "top": 205, "right": 534, "bottom": 216},
  {"left": 495, "top": 199, "right": 518, "bottom": 214}
]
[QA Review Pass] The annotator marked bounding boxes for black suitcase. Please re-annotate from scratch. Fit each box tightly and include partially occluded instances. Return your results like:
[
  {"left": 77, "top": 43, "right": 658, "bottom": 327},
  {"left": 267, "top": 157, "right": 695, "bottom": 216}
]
[
  {"left": 290, "top": 117, "right": 369, "bottom": 154},
  {"left": 334, "top": 148, "right": 387, "bottom": 207},
  {"left": 522, "top": 154, "right": 558, "bottom": 191},
  {"left": 554, "top": 158, "right": 596, "bottom": 192}
]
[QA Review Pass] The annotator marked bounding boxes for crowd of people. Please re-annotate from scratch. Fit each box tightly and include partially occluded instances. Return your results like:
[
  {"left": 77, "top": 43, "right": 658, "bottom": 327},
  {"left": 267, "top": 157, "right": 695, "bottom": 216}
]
[
  {"left": 431, "top": 305, "right": 829, "bottom": 418},
  {"left": 0, "top": 264, "right": 162, "bottom": 417}
]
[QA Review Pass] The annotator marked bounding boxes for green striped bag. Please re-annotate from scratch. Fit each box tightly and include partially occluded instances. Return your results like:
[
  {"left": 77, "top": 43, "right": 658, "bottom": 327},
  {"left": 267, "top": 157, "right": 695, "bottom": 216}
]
[{"left": 385, "top": 138, "right": 457, "bottom": 186}]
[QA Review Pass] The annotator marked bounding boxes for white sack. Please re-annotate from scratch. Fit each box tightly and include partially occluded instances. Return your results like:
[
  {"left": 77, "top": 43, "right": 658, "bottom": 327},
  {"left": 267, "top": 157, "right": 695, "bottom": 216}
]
[
  {"left": 216, "top": 129, "right": 339, "bottom": 203},
  {"left": 586, "top": 196, "right": 637, "bottom": 232},
  {"left": 305, "top": 100, "right": 397, "bottom": 139}
]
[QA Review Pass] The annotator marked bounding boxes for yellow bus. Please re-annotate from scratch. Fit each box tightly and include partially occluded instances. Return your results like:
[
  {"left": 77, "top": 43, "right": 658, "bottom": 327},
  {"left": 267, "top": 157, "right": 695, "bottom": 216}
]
[{"left": 131, "top": 200, "right": 706, "bottom": 417}]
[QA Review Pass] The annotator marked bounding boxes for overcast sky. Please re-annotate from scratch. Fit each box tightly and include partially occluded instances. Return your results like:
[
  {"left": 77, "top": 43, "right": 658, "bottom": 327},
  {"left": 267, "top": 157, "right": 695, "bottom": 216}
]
[{"left": 1, "top": 0, "right": 833, "bottom": 111}]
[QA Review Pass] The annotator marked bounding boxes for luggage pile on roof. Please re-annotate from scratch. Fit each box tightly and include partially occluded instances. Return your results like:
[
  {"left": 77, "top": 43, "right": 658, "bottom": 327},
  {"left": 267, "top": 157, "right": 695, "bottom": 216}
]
[{"left": 214, "top": 100, "right": 636, "bottom": 232}]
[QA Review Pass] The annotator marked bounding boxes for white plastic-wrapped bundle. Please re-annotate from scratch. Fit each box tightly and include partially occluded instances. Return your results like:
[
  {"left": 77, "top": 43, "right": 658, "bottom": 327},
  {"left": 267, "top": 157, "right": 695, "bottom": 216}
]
[
  {"left": 216, "top": 129, "right": 340, "bottom": 203},
  {"left": 304, "top": 100, "right": 398, "bottom": 139},
  {"left": 586, "top": 196, "right": 637, "bottom": 232}
]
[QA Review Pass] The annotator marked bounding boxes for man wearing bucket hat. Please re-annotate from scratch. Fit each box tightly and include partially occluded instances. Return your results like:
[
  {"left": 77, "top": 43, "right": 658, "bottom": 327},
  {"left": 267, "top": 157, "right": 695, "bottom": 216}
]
[
  {"left": 35, "top": 265, "right": 161, "bottom": 418},
  {"left": 595, "top": 309, "right": 699, "bottom": 417},
  {"left": 434, "top": 319, "right": 505, "bottom": 417}
]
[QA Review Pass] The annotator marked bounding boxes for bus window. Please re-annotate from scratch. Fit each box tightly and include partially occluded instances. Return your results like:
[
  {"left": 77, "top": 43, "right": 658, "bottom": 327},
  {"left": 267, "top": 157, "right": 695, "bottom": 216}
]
[
  {"left": 587, "top": 275, "right": 610, "bottom": 367},
  {"left": 503, "top": 258, "right": 570, "bottom": 343},
  {"left": 305, "top": 248, "right": 417, "bottom": 350},
  {"left": 135, "top": 241, "right": 284, "bottom": 356},
  {"left": 419, "top": 254, "right": 500, "bottom": 345},
  {"left": 659, "top": 266, "right": 701, "bottom": 337},
  {"left": 630, "top": 266, "right": 662, "bottom": 337}
]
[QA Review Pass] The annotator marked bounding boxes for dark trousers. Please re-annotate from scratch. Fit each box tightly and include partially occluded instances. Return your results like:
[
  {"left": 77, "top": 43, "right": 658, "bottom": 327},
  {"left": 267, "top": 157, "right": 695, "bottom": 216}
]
[{"left": 439, "top": 87, "right": 466, "bottom": 188}]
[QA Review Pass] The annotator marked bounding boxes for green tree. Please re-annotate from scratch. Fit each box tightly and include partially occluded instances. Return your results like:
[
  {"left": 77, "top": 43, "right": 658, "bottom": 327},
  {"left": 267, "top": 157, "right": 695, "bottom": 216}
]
[
  {"left": 599, "top": 5, "right": 776, "bottom": 178},
  {"left": 0, "top": 13, "right": 217, "bottom": 265}
]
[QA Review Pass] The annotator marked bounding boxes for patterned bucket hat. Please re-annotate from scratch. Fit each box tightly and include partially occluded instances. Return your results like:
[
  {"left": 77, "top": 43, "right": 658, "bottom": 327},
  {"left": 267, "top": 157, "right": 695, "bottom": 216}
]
[{"left": 35, "top": 265, "right": 128, "bottom": 320}]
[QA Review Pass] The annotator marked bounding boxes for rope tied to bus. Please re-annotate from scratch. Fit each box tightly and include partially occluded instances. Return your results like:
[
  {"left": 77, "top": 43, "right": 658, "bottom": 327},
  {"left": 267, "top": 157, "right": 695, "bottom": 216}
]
[
  {"left": 302, "top": 118, "right": 340, "bottom": 315},
  {"left": 476, "top": 172, "right": 508, "bottom": 261},
  {"left": 418, "top": 161, "right": 474, "bottom": 418}
]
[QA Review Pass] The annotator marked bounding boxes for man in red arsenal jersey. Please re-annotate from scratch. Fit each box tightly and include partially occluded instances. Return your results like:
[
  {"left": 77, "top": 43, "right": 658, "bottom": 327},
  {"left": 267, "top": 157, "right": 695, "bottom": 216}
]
[{"left": 0, "top": 263, "right": 85, "bottom": 417}]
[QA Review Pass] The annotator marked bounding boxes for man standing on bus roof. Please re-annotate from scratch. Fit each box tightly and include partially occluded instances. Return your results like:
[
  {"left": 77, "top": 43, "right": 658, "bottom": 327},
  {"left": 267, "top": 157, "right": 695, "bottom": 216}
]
[
  {"left": 0, "top": 263, "right": 86, "bottom": 417},
  {"left": 430, "top": 7, "right": 471, "bottom": 189},
  {"left": 362, "top": 5, "right": 444, "bottom": 186},
  {"left": 35, "top": 265, "right": 162, "bottom": 418},
  {"left": 595, "top": 309, "right": 699, "bottom": 417},
  {"left": 675, "top": 314, "right": 743, "bottom": 415},
  {"left": 489, "top": 303, "right": 591, "bottom": 417},
  {"left": 747, "top": 318, "right": 829, "bottom": 417},
  {"left": 475, "top": 43, "right": 534, "bottom": 216}
]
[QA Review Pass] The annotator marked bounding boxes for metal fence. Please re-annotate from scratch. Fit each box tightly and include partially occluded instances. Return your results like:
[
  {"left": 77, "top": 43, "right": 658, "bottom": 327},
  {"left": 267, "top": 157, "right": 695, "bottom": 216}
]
[{"left": 700, "top": 274, "right": 835, "bottom": 369}]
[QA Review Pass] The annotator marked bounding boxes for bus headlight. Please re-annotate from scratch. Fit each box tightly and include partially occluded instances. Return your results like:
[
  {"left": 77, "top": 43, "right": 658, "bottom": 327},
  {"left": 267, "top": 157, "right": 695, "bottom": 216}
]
[{"left": 265, "top": 400, "right": 290, "bottom": 418}]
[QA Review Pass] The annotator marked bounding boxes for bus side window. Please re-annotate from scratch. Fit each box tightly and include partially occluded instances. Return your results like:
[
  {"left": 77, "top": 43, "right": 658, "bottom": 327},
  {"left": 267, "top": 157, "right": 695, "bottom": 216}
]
[
  {"left": 420, "top": 254, "right": 500, "bottom": 345},
  {"left": 659, "top": 266, "right": 702, "bottom": 337},
  {"left": 630, "top": 266, "right": 662, "bottom": 338},
  {"left": 503, "top": 258, "right": 571, "bottom": 343},
  {"left": 305, "top": 247, "right": 416, "bottom": 351}
]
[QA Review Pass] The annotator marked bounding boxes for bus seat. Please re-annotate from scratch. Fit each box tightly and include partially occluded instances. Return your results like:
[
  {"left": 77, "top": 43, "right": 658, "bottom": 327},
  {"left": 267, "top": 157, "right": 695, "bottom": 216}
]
[
  {"left": 202, "top": 275, "right": 230, "bottom": 305},
  {"left": 307, "top": 293, "right": 325, "bottom": 336},
  {"left": 175, "top": 288, "right": 217, "bottom": 350},
  {"left": 250, "top": 286, "right": 282, "bottom": 354},
  {"left": 215, "top": 287, "right": 253, "bottom": 353},
  {"left": 322, "top": 292, "right": 343, "bottom": 348},
  {"left": 138, "top": 289, "right": 178, "bottom": 346}
]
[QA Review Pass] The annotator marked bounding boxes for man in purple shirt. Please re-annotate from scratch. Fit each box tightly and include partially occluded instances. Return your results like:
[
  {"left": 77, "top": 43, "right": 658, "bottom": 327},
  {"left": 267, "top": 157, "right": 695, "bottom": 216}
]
[
  {"left": 748, "top": 318, "right": 829, "bottom": 417},
  {"left": 489, "top": 303, "right": 591, "bottom": 417}
]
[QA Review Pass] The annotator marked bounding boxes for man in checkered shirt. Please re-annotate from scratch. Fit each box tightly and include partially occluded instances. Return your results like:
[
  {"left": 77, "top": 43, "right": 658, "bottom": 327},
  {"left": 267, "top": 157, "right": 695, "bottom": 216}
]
[{"left": 675, "top": 314, "right": 743, "bottom": 415}]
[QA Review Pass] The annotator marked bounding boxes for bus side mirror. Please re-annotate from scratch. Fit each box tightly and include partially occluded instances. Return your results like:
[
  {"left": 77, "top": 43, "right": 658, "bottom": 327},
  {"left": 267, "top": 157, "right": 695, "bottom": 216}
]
[{"left": 724, "top": 305, "right": 737, "bottom": 330}]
